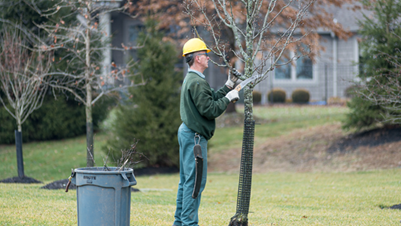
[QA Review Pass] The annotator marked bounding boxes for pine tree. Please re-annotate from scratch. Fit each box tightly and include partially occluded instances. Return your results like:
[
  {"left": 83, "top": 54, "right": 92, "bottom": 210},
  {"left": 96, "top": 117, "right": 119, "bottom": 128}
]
[
  {"left": 344, "top": 0, "right": 401, "bottom": 130},
  {"left": 104, "top": 19, "right": 181, "bottom": 167}
]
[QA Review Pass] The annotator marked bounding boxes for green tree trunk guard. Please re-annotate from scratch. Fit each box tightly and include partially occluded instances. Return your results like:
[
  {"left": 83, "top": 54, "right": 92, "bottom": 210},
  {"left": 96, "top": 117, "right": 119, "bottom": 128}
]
[{"left": 229, "top": 120, "right": 255, "bottom": 226}]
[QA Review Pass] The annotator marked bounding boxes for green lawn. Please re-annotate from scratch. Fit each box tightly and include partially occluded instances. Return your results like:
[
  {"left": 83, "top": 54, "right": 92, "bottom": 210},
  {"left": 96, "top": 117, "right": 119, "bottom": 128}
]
[
  {"left": 0, "top": 133, "right": 108, "bottom": 181},
  {"left": 0, "top": 105, "right": 349, "bottom": 181},
  {"left": 3, "top": 105, "right": 399, "bottom": 225},
  {"left": 0, "top": 170, "right": 400, "bottom": 225},
  {"left": 210, "top": 105, "right": 349, "bottom": 153}
]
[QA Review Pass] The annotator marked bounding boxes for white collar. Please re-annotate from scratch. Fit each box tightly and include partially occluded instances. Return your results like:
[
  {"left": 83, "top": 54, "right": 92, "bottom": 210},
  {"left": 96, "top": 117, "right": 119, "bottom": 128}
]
[{"left": 188, "top": 69, "right": 205, "bottom": 79}]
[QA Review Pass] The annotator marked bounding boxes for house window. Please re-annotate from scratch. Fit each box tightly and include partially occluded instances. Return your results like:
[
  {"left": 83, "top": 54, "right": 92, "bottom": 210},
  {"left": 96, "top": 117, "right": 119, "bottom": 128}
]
[
  {"left": 274, "top": 48, "right": 314, "bottom": 81},
  {"left": 296, "top": 56, "right": 313, "bottom": 80},
  {"left": 127, "top": 25, "right": 144, "bottom": 59},
  {"left": 128, "top": 25, "right": 144, "bottom": 45},
  {"left": 275, "top": 64, "right": 292, "bottom": 79},
  {"left": 275, "top": 52, "right": 292, "bottom": 80}
]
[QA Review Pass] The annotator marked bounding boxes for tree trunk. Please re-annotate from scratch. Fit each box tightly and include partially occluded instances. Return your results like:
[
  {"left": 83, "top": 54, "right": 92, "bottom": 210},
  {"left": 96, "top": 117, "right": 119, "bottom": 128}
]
[
  {"left": 17, "top": 120, "right": 22, "bottom": 132},
  {"left": 86, "top": 105, "right": 94, "bottom": 167},
  {"left": 85, "top": 79, "right": 94, "bottom": 168},
  {"left": 85, "top": 22, "right": 94, "bottom": 167},
  {"left": 229, "top": 1, "right": 255, "bottom": 224}
]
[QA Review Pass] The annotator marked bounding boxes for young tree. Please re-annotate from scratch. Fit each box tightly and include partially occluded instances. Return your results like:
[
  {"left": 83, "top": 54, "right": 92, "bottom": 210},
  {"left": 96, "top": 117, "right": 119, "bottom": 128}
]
[
  {"left": 183, "top": 0, "right": 316, "bottom": 225},
  {"left": 0, "top": 1, "right": 112, "bottom": 145},
  {"left": 104, "top": 18, "right": 182, "bottom": 168},
  {"left": 344, "top": 0, "right": 401, "bottom": 130},
  {"left": 29, "top": 0, "right": 144, "bottom": 167},
  {"left": 0, "top": 26, "right": 52, "bottom": 178}
]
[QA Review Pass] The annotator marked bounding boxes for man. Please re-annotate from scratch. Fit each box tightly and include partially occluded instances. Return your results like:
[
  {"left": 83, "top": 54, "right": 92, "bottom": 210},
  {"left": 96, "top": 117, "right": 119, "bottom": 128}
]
[{"left": 173, "top": 38, "right": 239, "bottom": 226}]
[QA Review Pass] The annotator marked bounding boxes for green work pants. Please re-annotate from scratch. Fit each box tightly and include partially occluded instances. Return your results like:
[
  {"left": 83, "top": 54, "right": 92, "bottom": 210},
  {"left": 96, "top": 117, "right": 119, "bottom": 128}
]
[{"left": 173, "top": 123, "right": 208, "bottom": 226}]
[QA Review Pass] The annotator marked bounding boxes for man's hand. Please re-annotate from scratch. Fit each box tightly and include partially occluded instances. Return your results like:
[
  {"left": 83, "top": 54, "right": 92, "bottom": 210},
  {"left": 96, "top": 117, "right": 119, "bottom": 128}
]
[
  {"left": 225, "top": 68, "right": 241, "bottom": 89},
  {"left": 225, "top": 89, "right": 239, "bottom": 102}
]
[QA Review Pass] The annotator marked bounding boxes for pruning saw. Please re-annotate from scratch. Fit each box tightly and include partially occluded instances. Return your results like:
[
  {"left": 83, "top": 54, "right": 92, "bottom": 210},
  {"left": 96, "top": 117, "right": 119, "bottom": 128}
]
[{"left": 232, "top": 74, "right": 265, "bottom": 103}]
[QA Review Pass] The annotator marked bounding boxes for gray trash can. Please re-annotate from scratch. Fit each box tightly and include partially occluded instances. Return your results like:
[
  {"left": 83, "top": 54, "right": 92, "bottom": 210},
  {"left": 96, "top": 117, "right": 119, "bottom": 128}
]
[{"left": 70, "top": 167, "right": 137, "bottom": 226}]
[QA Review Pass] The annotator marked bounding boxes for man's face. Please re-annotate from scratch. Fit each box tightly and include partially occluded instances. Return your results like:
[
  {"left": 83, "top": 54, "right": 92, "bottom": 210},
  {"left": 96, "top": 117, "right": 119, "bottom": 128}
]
[{"left": 196, "top": 51, "right": 209, "bottom": 68}]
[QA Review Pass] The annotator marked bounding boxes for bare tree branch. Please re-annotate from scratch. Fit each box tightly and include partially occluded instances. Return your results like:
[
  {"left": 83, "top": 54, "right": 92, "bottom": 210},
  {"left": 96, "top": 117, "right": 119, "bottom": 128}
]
[
  {"left": 0, "top": 26, "right": 52, "bottom": 131},
  {"left": 23, "top": 0, "right": 145, "bottom": 167}
]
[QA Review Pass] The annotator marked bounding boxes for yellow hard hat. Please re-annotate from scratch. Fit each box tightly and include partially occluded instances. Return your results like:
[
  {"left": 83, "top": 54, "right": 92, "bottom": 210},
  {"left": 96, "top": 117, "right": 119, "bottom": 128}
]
[{"left": 182, "top": 38, "right": 210, "bottom": 57}]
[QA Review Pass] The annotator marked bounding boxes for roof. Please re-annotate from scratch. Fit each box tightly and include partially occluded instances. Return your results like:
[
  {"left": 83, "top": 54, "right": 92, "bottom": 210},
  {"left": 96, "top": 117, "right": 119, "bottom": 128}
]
[{"left": 324, "top": 2, "right": 372, "bottom": 33}]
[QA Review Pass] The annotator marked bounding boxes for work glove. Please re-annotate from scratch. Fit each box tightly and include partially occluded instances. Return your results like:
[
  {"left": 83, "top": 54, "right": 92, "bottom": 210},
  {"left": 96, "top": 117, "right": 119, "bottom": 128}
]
[
  {"left": 225, "top": 89, "right": 239, "bottom": 102},
  {"left": 225, "top": 68, "right": 241, "bottom": 89}
]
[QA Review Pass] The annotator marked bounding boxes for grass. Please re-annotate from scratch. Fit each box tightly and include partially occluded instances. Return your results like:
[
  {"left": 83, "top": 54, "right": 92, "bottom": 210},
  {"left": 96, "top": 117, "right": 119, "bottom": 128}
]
[
  {"left": 1, "top": 170, "right": 400, "bottom": 225},
  {"left": 210, "top": 105, "right": 349, "bottom": 153},
  {"left": 4, "top": 105, "right": 399, "bottom": 225},
  {"left": 0, "top": 105, "right": 349, "bottom": 181},
  {"left": 0, "top": 133, "right": 108, "bottom": 181}
]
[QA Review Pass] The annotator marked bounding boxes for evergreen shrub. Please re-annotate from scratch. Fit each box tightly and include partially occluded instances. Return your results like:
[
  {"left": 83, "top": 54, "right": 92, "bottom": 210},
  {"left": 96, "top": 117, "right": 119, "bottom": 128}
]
[
  {"left": 344, "top": 85, "right": 358, "bottom": 98},
  {"left": 103, "top": 19, "right": 181, "bottom": 167},
  {"left": 291, "top": 89, "right": 310, "bottom": 103},
  {"left": 267, "top": 89, "right": 286, "bottom": 103},
  {"left": 0, "top": 93, "right": 114, "bottom": 144},
  {"left": 344, "top": 0, "right": 401, "bottom": 130},
  {"left": 252, "top": 91, "right": 262, "bottom": 104}
]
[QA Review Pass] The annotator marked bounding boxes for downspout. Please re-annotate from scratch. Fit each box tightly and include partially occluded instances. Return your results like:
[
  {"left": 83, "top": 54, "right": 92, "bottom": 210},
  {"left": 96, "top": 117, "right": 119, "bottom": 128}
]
[
  {"left": 354, "top": 35, "right": 359, "bottom": 78},
  {"left": 331, "top": 32, "right": 338, "bottom": 97},
  {"left": 100, "top": 12, "right": 112, "bottom": 84}
]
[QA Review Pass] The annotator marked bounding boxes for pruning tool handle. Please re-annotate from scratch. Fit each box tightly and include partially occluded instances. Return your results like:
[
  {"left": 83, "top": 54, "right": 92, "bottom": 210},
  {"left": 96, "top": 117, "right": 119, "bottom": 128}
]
[
  {"left": 65, "top": 170, "right": 76, "bottom": 193},
  {"left": 231, "top": 85, "right": 242, "bottom": 103},
  {"left": 192, "top": 133, "right": 203, "bottom": 199},
  {"left": 65, "top": 177, "right": 72, "bottom": 193}
]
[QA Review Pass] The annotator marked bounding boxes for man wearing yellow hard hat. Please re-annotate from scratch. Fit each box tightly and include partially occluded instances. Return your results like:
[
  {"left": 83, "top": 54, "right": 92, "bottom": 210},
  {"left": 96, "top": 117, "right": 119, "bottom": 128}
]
[{"left": 173, "top": 38, "right": 239, "bottom": 226}]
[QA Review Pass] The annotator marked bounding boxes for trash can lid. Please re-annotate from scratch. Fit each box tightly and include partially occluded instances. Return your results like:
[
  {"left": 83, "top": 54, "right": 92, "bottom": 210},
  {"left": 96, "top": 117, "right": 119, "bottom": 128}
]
[{"left": 74, "top": 167, "right": 133, "bottom": 175}]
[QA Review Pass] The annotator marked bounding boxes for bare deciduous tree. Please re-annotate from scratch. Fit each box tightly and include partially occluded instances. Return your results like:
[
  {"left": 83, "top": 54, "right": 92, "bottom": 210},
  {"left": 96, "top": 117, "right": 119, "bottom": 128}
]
[
  {"left": 0, "top": 26, "right": 52, "bottom": 177},
  {"left": 185, "top": 0, "right": 315, "bottom": 225},
  {"left": 26, "top": 0, "right": 145, "bottom": 167}
]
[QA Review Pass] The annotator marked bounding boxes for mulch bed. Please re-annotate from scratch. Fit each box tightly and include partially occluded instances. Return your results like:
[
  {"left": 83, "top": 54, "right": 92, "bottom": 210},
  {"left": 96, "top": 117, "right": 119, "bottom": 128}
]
[
  {"left": 389, "top": 204, "right": 401, "bottom": 210},
  {"left": 0, "top": 176, "right": 42, "bottom": 184},
  {"left": 328, "top": 125, "right": 401, "bottom": 153},
  {"left": 41, "top": 179, "right": 76, "bottom": 190}
]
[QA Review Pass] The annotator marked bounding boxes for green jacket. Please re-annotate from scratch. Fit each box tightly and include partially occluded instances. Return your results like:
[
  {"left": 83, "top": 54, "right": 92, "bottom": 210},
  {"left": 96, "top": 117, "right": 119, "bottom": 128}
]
[{"left": 180, "top": 70, "right": 230, "bottom": 140}]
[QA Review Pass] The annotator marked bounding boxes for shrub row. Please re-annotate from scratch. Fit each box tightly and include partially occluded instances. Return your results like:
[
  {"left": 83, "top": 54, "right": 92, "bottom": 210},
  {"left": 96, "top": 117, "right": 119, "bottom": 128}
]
[
  {"left": 248, "top": 89, "right": 311, "bottom": 104},
  {"left": 291, "top": 89, "right": 310, "bottom": 103},
  {"left": 264, "top": 88, "right": 310, "bottom": 104},
  {"left": 0, "top": 93, "right": 114, "bottom": 144}
]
